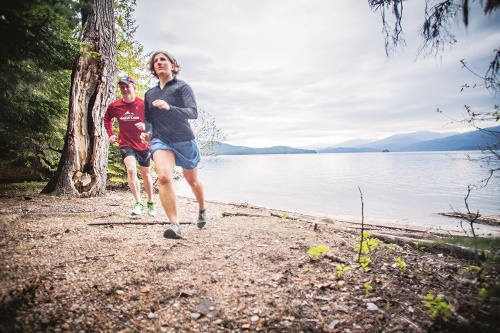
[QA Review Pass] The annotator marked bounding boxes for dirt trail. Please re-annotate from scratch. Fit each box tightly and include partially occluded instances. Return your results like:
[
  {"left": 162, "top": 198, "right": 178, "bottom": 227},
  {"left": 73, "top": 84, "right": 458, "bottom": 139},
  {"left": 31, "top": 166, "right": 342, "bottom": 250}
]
[{"left": 0, "top": 189, "right": 498, "bottom": 332}]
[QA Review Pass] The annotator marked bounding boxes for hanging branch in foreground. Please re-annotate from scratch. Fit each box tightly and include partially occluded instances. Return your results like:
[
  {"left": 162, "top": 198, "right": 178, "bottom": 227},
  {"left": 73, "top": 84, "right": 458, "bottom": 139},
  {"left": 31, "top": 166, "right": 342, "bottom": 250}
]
[{"left": 357, "top": 186, "right": 365, "bottom": 262}]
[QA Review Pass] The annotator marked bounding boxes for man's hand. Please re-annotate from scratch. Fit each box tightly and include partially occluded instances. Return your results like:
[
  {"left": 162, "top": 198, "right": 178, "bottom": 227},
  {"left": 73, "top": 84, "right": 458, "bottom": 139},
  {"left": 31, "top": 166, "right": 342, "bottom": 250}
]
[
  {"left": 135, "top": 122, "right": 145, "bottom": 131},
  {"left": 140, "top": 132, "right": 152, "bottom": 144},
  {"left": 109, "top": 135, "right": 117, "bottom": 145}
]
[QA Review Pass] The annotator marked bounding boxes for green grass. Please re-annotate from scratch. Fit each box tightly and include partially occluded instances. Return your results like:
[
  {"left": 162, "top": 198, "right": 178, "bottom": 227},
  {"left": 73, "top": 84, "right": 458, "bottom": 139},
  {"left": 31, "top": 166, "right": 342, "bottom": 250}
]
[
  {"left": 435, "top": 236, "right": 500, "bottom": 264},
  {"left": 438, "top": 237, "right": 500, "bottom": 251},
  {"left": 0, "top": 181, "right": 46, "bottom": 196}
]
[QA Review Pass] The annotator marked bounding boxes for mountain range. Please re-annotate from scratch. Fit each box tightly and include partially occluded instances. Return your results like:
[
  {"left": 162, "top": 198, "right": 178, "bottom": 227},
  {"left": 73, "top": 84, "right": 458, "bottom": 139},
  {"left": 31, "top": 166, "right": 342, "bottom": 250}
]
[{"left": 214, "top": 125, "right": 500, "bottom": 155}]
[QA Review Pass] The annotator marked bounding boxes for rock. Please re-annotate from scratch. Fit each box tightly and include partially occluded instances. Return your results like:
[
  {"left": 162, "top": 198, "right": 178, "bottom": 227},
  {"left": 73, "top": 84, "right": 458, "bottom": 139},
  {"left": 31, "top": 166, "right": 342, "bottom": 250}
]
[{"left": 196, "top": 299, "right": 218, "bottom": 318}]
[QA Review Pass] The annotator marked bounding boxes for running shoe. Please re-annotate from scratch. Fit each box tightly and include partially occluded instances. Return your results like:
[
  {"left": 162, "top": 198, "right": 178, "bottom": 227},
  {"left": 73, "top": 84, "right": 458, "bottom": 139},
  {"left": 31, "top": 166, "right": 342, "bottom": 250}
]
[
  {"left": 146, "top": 202, "right": 157, "bottom": 217},
  {"left": 131, "top": 202, "right": 144, "bottom": 215},
  {"left": 163, "top": 223, "right": 183, "bottom": 239},
  {"left": 197, "top": 209, "right": 207, "bottom": 229}
]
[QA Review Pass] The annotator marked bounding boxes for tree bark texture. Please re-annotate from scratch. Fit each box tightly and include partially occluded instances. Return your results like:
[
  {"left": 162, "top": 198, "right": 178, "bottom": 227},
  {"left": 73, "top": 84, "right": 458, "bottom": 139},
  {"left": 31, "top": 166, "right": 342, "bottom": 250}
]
[{"left": 43, "top": 0, "right": 117, "bottom": 197}]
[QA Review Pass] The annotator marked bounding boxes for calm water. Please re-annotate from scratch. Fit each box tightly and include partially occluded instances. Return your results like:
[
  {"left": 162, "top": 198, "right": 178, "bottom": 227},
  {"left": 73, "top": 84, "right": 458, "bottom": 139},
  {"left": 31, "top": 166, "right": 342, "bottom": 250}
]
[{"left": 174, "top": 151, "right": 500, "bottom": 236}]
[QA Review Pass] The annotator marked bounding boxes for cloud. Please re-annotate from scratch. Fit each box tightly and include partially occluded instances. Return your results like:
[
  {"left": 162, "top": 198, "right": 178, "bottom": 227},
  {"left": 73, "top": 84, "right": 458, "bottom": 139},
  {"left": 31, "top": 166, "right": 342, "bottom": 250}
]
[{"left": 135, "top": 0, "right": 499, "bottom": 148}]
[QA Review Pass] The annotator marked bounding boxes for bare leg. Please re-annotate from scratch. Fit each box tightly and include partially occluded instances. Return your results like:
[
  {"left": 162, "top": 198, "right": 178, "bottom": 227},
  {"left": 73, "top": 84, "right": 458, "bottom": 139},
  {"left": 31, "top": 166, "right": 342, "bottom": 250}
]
[
  {"left": 153, "top": 150, "right": 177, "bottom": 222},
  {"left": 183, "top": 167, "right": 205, "bottom": 211},
  {"left": 124, "top": 156, "right": 141, "bottom": 203},
  {"left": 140, "top": 165, "right": 154, "bottom": 203}
]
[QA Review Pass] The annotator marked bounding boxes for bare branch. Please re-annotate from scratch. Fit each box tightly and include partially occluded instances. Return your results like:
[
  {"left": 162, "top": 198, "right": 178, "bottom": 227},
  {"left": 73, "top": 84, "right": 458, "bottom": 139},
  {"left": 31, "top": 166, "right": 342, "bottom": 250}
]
[{"left": 368, "top": 0, "right": 406, "bottom": 56}]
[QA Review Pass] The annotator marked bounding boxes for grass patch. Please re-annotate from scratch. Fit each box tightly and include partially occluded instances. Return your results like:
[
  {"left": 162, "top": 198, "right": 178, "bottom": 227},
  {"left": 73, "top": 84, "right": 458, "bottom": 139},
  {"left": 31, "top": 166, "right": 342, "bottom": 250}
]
[
  {"left": 0, "top": 181, "right": 46, "bottom": 196},
  {"left": 438, "top": 237, "right": 500, "bottom": 251},
  {"left": 435, "top": 237, "right": 500, "bottom": 264}
]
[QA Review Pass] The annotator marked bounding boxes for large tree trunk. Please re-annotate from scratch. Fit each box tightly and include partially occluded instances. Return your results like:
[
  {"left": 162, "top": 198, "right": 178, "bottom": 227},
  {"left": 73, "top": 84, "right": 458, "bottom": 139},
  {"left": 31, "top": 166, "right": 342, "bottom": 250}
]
[{"left": 42, "top": 0, "right": 116, "bottom": 197}]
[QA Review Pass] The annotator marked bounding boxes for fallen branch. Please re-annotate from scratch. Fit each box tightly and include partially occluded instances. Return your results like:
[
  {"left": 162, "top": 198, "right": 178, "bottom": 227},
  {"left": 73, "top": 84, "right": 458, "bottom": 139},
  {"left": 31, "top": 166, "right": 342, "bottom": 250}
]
[
  {"left": 53, "top": 254, "right": 115, "bottom": 268},
  {"left": 221, "top": 212, "right": 268, "bottom": 218},
  {"left": 225, "top": 245, "right": 245, "bottom": 259},
  {"left": 94, "top": 213, "right": 114, "bottom": 219},
  {"left": 88, "top": 221, "right": 192, "bottom": 226}
]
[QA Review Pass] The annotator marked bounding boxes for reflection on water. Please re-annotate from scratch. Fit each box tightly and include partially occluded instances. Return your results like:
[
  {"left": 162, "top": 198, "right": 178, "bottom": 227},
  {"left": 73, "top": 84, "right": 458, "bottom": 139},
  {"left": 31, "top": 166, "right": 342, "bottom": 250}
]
[{"left": 175, "top": 151, "right": 500, "bottom": 235}]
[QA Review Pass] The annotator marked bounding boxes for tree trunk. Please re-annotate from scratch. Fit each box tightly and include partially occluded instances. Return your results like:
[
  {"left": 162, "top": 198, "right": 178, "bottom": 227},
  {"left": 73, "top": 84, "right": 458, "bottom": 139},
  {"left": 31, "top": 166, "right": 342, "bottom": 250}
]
[{"left": 42, "top": 0, "right": 116, "bottom": 197}]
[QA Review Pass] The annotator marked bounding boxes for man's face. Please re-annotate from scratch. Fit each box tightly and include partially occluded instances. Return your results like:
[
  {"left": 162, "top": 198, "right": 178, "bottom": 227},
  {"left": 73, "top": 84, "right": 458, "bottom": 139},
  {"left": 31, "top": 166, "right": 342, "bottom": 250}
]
[{"left": 119, "top": 82, "right": 135, "bottom": 100}]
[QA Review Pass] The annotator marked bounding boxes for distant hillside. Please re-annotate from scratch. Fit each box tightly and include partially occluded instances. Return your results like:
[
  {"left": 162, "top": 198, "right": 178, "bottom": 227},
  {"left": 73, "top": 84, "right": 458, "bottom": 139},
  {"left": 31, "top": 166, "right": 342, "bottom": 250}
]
[
  {"left": 315, "top": 131, "right": 458, "bottom": 153},
  {"left": 317, "top": 147, "right": 379, "bottom": 153},
  {"left": 214, "top": 142, "right": 316, "bottom": 155},
  {"left": 400, "top": 125, "right": 500, "bottom": 151},
  {"left": 305, "top": 138, "right": 374, "bottom": 150},
  {"left": 213, "top": 126, "right": 499, "bottom": 155},
  {"left": 315, "top": 127, "right": 499, "bottom": 153},
  {"left": 356, "top": 131, "right": 459, "bottom": 151}
]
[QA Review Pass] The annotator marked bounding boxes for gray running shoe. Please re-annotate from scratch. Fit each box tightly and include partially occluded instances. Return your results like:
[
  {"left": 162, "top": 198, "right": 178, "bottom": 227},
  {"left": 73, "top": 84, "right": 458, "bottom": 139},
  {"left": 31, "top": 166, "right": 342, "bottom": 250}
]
[
  {"left": 197, "top": 209, "right": 207, "bottom": 229},
  {"left": 163, "top": 223, "right": 182, "bottom": 239}
]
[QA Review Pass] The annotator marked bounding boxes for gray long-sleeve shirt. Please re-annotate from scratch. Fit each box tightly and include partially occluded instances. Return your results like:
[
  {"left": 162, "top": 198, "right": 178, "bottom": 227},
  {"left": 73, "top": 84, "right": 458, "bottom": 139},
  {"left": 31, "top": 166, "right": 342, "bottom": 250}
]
[{"left": 144, "top": 77, "right": 198, "bottom": 143}]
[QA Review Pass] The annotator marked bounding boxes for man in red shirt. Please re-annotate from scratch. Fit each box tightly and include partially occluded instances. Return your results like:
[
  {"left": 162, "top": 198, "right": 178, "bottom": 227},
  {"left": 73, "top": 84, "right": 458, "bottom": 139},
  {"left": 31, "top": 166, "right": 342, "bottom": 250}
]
[{"left": 104, "top": 76, "right": 156, "bottom": 216}]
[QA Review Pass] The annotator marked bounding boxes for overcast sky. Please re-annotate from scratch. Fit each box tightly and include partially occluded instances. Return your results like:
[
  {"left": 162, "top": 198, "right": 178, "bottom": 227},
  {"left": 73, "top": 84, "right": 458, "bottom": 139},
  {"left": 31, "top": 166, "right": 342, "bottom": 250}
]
[{"left": 134, "top": 0, "right": 500, "bottom": 148}]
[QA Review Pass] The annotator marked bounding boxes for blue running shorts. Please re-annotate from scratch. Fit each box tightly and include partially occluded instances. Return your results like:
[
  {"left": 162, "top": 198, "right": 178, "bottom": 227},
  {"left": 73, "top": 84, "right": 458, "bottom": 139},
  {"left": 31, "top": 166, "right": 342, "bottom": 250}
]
[{"left": 150, "top": 138, "right": 201, "bottom": 170}]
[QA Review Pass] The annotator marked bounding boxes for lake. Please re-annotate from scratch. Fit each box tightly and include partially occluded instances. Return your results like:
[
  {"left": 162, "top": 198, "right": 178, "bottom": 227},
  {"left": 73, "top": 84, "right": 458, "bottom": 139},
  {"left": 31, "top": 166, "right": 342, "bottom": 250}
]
[{"left": 174, "top": 151, "right": 500, "bottom": 236}]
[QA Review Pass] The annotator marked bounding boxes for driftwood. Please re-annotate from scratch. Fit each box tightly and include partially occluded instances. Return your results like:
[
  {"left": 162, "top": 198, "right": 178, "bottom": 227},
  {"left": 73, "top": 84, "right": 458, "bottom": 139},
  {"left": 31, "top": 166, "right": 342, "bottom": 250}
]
[
  {"left": 439, "top": 212, "right": 500, "bottom": 226},
  {"left": 221, "top": 211, "right": 268, "bottom": 218},
  {"left": 369, "top": 232, "right": 482, "bottom": 260}
]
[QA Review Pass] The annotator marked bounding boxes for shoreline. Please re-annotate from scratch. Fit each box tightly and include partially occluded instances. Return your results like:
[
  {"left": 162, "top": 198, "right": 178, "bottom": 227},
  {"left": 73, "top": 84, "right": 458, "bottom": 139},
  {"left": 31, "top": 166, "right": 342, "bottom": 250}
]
[{"left": 195, "top": 196, "right": 500, "bottom": 239}]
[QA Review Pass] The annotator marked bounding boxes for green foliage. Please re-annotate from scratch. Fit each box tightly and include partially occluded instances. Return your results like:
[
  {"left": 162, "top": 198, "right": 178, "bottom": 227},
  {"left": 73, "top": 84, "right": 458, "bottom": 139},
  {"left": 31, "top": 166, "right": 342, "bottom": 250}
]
[
  {"left": 395, "top": 257, "right": 407, "bottom": 272},
  {"left": 107, "top": 144, "right": 127, "bottom": 185},
  {"left": 335, "top": 264, "right": 350, "bottom": 278},
  {"left": 425, "top": 294, "right": 452, "bottom": 318},
  {"left": 0, "top": 181, "right": 46, "bottom": 196},
  {"left": 0, "top": 0, "right": 81, "bottom": 176},
  {"left": 307, "top": 245, "right": 330, "bottom": 261},
  {"left": 359, "top": 256, "right": 372, "bottom": 272},
  {"left": 436, "top": 236, "right": 500, "bottom": 264},
  {"left": 192, "top": 108, "right": 227, "bottom": 157},
  {"left": 364, "top": 283, "right": 373, "bottom": 296},
  {"left": 413, "top": 241, "right": 425, "bottom": 251},
  {"left": 355, "top": 232, "right": 381, "bottom": 254},
  {"left": 478, "top": 284, "right": 500, "bottom": 302},
  {"left": 439, "top": 236, "right": 500, "bottom": 251},
  {"left": 114, "top": 0, "right": 152, "bottom": 96},
  {"left": 464, "top": 265, "right": 485, "bottom": 283},
  {"left": 386, "top": 243, "right": 396, "bottom": 251},
  {"left": 105, "top": 117, "right": 128, "bottom": 185}
]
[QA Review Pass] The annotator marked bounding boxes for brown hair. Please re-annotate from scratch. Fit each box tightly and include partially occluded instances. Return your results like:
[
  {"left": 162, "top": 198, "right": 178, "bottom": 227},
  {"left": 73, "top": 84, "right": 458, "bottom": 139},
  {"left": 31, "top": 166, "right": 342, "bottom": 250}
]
[{"left": 147, "top": 51, "right": 181, "bottom": 78}]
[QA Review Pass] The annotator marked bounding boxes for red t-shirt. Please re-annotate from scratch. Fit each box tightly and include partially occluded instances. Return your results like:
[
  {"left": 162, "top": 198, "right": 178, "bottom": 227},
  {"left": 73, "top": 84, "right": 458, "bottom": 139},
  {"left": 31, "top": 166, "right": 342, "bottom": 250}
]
[{"left": 103, "top": 97, "right": 150, "bottom": 151}]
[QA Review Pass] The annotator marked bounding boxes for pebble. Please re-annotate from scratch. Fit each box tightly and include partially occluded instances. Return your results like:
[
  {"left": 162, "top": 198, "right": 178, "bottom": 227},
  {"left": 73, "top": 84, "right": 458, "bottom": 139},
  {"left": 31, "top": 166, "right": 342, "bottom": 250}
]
[{"left": 327, "top": 320, "right": 339, "bottom": 330}]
